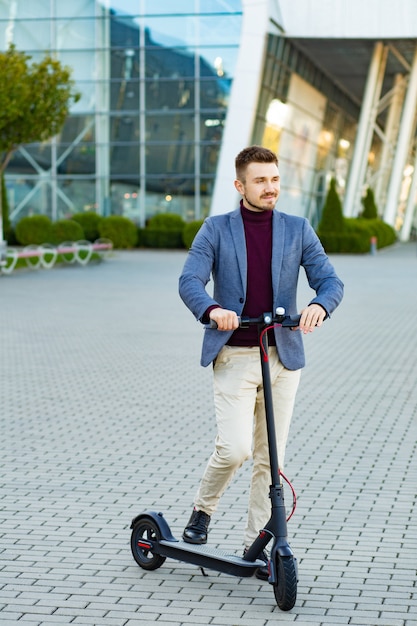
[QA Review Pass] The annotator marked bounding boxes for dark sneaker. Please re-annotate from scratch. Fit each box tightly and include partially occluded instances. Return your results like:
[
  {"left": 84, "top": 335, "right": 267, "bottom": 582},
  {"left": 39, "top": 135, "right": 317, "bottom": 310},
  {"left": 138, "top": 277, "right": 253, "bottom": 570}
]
[
  {"left": 182, "top": 508, "right": 211, "bottom": 544},
  {"left": 244, "top": 548, "right": 269, "bottom": 580}
]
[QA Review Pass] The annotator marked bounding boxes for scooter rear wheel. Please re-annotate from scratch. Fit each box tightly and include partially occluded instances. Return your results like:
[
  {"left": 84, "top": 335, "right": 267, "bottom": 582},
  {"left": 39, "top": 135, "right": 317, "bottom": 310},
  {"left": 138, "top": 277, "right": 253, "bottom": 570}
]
[
  {"left": 131, "top": 517, "right": 166, "bottom": 570},
  {"left": 273, "top": 555, "right": 297, "bottom": 611}
]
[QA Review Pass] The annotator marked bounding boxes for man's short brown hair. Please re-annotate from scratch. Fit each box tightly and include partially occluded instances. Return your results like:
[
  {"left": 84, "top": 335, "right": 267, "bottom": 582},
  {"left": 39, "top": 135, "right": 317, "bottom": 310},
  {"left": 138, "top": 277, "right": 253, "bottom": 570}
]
[{"left": 235, "top": 145, "right": 278, "bottom": 182}]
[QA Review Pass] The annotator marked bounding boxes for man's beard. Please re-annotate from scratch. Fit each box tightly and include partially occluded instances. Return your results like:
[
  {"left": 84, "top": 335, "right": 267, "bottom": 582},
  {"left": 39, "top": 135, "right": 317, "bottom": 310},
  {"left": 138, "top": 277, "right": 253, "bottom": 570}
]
[{"left": 244, "top": 194, "right": 277, "bottom": 211}]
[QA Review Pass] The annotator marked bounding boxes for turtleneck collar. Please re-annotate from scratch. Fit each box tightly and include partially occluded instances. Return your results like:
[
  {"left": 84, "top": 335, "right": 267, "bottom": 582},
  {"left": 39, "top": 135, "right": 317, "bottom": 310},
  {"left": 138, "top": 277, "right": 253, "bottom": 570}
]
[{"left": 240, "top": 199, "right": 273, "bottom": 222}]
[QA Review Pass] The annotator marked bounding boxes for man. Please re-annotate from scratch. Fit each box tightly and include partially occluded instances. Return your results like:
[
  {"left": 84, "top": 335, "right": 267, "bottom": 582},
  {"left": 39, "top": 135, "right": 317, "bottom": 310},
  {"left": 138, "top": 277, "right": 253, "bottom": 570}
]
[{"left": 178, "top": 145, "right": 343, "bottom": 579}]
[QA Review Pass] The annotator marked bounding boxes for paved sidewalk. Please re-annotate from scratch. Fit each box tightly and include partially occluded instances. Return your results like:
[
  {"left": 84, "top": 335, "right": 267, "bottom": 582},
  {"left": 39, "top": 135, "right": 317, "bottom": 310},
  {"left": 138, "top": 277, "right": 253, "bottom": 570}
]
[{"left": 0, "top": 243, "right": 416, "bottom": 626}]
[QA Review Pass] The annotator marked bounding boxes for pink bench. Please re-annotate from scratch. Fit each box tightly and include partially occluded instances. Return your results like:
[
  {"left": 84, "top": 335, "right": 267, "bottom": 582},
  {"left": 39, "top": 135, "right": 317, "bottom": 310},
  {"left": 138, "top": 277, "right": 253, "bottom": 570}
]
[{"left": 1, "top": 239, "right": 113, "bottom": 274}]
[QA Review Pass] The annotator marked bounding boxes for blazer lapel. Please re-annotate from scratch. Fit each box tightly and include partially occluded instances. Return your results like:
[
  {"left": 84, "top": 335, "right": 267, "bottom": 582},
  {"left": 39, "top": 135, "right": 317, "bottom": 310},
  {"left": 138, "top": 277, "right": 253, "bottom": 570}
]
[
  {"left": 230, "top": 209, "right": 247, "bottom": 295},
  {"left": 271, "top": 211, "right": 285, "bottom": 302}
]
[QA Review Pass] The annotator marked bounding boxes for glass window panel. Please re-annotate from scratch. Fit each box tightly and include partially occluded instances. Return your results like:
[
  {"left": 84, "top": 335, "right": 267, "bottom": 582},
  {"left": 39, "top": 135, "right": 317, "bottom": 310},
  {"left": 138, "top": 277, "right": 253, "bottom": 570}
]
[
  {"left": 111, "top": 48, "right": 140, "bottom": 80},
  {"left": 55, "top": 1, "right": 96, "bottom": 18},
  {"left": 0, "top": 19, "right": 51, "bottom": 50},
  {"left": 149, "top": 190, "right": 196, "bottom": 221},
  {"left": 110, "top": 114, "right": 140, "bottom": 142},
  {"left": 110, "top": 144, "right": 139, "bottom": 177},
  {"left": 59, "top": 116, "right": 96, "bottom": 144},
  {"left": 55, "top": 18, "right": 96, "bottom": 50},
  {"left": 199, "top": 15, "right": 242, "bottom": 48},
  {"left": 200, "top": 144, "right": 222, "bottom": 175},
  {"left": 103, "top": 3, "right": 129, "bottom": 17},
  {"left": 145, "top": 14, "right": 241, "bottom": 49},
  {"left": 69, "top": 82, "right": 96, "bottom": 113},
  {"left": 200, "top": 78, "right": 231, "bottom": 108},
  {"left": 0, "top": 1, "right": 50, "bottom": 20},
  {"left": 148, "top": 46, "right": 234, "bottom": 81},
  {"left": 8, "top": 147, "right": 51, "bottom": 175},
  {"left": 200, "top": 1, "right": 242, "bottom": 12},
  {"left": 110, "top": 79, "right": 140, "bottom": 110},
  {"left": 145, "top": 78, "right": 195, "bottom": 111},
  {"left": 57, "top": 145, "right": 96, "bottom": 175},
  {"left": 142, "top": 0, "right": 198, "bottom": 14},
  {"left": 145, "top": 16, "right": 199, "bottom": 48},
  {"left": 9, "top": 180, "right": 52, "bottom": 221},
  {"left": 146, "top": 144, "right": 195, "bottom": 176},
  {"left": 199, "top": 45, "right": 239, "bottom": 80},
  {"left": 110, "top": 14, "right": 140, "bottom": 47},
  {"left": 146, "top": 113, "right": 194, "bottom": 143},
  {"left": 146, "top": 48, "right": 195, "bottom": 78},
  {"left": 57, "top": 178, "right": 96, "bottom": 215},
  {"left": 57, "top": 51, "right": 97, "bottom": 81},
  {"left": 201, "top": 112, "right": 226, "bottom": 142}
]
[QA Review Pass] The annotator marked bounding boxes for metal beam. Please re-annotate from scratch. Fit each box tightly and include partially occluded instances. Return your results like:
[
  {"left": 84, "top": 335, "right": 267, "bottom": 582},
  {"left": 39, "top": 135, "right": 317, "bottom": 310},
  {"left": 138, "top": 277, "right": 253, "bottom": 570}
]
[
  {"left": 399, "top": 142, "right": 417, "bottom": 241},
  {"left": 344, "top": 42, "right": 386, "bottom": 217},
  {"left": 384, "top": 44, "right": 417, "bottom": 226}
]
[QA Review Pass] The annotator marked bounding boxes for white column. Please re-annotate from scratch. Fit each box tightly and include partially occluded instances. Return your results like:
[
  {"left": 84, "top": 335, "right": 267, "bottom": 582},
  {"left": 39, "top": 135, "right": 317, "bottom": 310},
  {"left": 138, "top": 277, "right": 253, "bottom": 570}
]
[
  {"left": 344, "top": 42, "right": 386, "bottom": 217},
  {"left": 138, "top": 0, "right": 146, "bottom": 228},
  {"left": 210, "top": 0, "right": 271, "bottom": 216},
  {"left": 374, "top": 74, "right": 406, "bottom": 211},
  {"left": 384, "top": 45, "right": 417, "bottom": 226},
  {"left": 399, "top": 149, "right": 417, "bottom": 241},
  {"left": 194, "top": 0, "right": 201, "bottom": 220},
  {"left": 95, "top": 2, "right": 110, "bottom": 217}
]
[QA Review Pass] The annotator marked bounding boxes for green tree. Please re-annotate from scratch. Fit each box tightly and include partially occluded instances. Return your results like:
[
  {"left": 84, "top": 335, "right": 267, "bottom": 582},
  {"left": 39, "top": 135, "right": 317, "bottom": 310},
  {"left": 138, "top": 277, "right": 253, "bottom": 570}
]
[
  {"left": 0, "top": 44, "right": 80, "bottom": 243},
  {"left": 318, "top": 178, "right": 345, "bottom": 233},
  {"left": 1, "top": 172, "right": 10, "bottom": 240}
]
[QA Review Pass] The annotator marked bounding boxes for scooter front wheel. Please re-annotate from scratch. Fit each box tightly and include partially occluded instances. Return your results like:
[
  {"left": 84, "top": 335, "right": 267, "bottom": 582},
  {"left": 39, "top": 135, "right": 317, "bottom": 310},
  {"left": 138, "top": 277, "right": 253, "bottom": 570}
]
[
  {"left": 131, "top": 517, "right": 166, "bottom": 570},
  {"left": 273, "top": 555, "right": 297, "bottom": 611}
]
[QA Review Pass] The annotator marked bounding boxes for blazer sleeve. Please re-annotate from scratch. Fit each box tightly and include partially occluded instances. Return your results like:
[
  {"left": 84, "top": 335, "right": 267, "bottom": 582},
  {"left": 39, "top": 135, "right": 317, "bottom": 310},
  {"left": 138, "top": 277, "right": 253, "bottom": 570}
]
[
  {"left": 301, "top": 219, "right": 344, "bottom": 316},
  {"left": 178, "top": 219, "right": 220, "bottom": 322}
]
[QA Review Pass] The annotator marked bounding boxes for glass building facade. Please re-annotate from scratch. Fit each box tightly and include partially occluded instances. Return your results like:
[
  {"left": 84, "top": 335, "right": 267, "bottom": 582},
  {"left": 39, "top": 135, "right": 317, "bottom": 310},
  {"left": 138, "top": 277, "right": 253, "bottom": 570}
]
[
  {"left": 3, "top": 1, "right": 413, "bottom": 236},
  {"left": 253, "top": 35, "right": 360, "bottom": 228},
  {"left": 0, "top": 0, "right": 243, "bottom": 226}
]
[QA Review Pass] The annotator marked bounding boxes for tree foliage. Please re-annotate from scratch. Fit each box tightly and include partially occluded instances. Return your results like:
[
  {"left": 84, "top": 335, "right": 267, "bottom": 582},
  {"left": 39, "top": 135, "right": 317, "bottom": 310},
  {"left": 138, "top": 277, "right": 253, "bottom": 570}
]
[{"left": 0, "top": 44, "right": 80, "bottom": 241}]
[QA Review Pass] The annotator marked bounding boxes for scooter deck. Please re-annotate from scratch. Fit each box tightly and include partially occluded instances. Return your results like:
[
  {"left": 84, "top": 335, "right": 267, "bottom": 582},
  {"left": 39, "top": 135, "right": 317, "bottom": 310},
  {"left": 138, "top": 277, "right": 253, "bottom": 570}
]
[{"left": 158, "top": 539, "right": 265, "bottom": 577}]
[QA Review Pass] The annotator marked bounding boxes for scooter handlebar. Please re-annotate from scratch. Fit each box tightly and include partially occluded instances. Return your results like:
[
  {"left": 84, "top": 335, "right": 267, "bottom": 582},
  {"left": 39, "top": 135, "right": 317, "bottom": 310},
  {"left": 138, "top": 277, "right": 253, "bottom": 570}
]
[{"left": 208, "top": 310, "right": 301, "bottom": 330}]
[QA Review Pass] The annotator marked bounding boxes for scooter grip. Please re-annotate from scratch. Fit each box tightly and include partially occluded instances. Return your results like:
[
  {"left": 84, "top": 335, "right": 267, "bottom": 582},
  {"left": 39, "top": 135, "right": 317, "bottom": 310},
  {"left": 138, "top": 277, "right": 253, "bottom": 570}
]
[{"left": 209, "top": 317, "right": 241, "bottom": 329}]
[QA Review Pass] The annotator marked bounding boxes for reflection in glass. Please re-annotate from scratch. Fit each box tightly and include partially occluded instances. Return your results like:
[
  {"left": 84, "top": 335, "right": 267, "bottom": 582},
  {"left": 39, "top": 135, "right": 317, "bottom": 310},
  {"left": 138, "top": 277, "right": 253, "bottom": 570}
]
[{"left": 3, "top": 1, "right": 242, "bottom": 223}]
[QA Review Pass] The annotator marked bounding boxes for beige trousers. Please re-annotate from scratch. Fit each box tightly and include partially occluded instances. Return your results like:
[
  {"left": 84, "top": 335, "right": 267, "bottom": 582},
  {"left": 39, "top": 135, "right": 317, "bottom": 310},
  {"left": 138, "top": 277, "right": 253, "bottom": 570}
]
[{"left": 194, "top": 345, "right": 301, "bottom": 546}]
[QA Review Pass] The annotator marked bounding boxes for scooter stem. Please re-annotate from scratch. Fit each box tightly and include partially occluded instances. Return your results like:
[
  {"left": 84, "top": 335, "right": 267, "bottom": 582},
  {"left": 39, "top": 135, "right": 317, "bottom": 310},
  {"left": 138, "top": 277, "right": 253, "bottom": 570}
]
[{"left": 259, "top": 327, "right": 281, "bottom": 487}]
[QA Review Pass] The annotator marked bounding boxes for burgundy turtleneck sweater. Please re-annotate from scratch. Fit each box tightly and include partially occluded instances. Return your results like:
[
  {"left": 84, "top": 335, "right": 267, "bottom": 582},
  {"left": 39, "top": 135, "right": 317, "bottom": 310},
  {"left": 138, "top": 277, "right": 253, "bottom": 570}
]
[{"left": 227, "top": 203, "right": 275, "bottom": 346}]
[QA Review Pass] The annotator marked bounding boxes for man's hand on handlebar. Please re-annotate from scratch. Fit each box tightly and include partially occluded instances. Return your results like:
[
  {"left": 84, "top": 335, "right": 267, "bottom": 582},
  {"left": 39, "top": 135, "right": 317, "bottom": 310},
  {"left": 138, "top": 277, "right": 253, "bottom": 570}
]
[
  {"left": 209, "top": 307, "right": 239, "bottom": 331},
  {"left": 297, "top": 304, "right": 326, "bottom": 334}
]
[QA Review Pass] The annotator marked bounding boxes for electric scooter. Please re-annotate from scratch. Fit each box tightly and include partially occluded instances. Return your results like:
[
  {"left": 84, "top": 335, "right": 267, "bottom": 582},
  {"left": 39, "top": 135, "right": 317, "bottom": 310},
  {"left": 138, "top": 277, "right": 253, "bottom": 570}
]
[{"left": 130, "top": 307, "right": 301, "bottom": 611}]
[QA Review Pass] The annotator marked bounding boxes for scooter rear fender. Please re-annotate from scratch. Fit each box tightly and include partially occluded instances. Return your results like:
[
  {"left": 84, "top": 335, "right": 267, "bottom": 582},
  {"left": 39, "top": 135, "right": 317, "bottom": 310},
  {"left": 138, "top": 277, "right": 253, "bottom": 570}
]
[{"left": 130, "top": 510, "right": 178, "bottom": 542}]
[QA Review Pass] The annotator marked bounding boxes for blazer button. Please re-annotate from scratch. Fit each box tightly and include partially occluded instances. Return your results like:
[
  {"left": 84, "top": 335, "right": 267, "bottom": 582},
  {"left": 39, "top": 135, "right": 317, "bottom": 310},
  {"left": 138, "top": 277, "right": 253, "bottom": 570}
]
[{"left": 239, "top": 298, "right": 244, "bottom": 303}]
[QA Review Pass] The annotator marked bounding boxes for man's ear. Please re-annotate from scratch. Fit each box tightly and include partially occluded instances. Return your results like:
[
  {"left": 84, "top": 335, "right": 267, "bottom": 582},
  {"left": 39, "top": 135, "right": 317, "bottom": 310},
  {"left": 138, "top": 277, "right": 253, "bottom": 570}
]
[{"left": 234, "top": 179, "right": 244, "bottom": 194}]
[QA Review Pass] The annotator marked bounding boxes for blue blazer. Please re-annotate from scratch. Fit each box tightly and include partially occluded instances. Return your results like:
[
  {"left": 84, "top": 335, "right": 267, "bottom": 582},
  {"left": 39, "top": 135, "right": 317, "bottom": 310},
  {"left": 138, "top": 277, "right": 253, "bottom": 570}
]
[{"left": 179, "top": 207, "right": 344, "bottom": 369}]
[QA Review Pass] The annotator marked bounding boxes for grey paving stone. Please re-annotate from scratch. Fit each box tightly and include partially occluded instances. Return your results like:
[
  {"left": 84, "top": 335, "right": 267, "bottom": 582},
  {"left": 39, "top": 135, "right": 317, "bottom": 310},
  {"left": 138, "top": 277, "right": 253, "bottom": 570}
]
[{"left": 1, "top": 245, "right": 416, "bottom": 626}]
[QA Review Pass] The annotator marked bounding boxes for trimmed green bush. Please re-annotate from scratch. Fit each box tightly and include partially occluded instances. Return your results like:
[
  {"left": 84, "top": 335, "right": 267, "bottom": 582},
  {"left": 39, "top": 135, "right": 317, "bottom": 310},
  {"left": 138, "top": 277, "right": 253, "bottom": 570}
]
[
  {"left": 142, "top": 212, "right": 185, "bottom": 249},
  {"left": 71, "top": 211, "right": 103, "bottom": 241},
  {"left": 318, "top": 178, "right": 345, "bottom": 233},
  {"left": 316, "top": 178, "right": 396, "bottom": 253},
  {"left": 319, "top": 217, "right": 397, "bottom": 253},
  {"left": 345, "top": 217, "right": 397, "bottom": 249},
  {"left": 318, "top": 231, "right": 370, "bottom": 254},
  {"left": 183, "top": 219, "right": 204, "bottom": 249},
  {"left": 50, "top": 219, "right": 84, "bottom": 244},
  {"left": 142, "top": 229, "right": 184, "bottom": 248},
  {"left": 147, "top": 213, "right": 185, "bottom": 230},
  {"left": 98, "top": 215, "right": 138, "bottom": 248},
  {"left": 15, "top": 215, "right": 53, "bottom": 245},
  {"left": 361, "top": 187, "right": 378, "bottom": 219}
]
